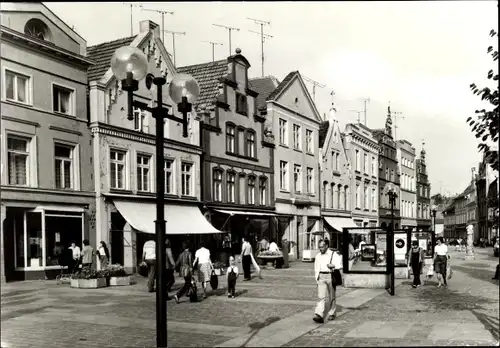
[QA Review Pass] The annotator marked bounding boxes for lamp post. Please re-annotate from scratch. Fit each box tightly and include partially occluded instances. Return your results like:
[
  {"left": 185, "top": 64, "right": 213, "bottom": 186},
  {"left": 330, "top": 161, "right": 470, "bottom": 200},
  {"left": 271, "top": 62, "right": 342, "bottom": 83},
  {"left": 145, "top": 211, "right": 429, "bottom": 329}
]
[
  {"left": 110, "top": 46, "right": 199, "bottom": 348},
  {"left": 431, "top": 205, "right": 437, "bottom": 256},
  {"left": 384, "top": 182, "right": 398, "bottom": 296}
]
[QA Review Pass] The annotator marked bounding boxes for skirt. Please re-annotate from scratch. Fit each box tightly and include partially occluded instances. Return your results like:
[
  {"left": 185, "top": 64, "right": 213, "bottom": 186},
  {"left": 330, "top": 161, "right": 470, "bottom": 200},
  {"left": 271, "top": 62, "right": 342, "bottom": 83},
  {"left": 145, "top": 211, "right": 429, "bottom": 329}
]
[
  {"left": 434, "top": 255, "right": 447, "bottom": 275},
  {"left": 198, "top": 263, "right": 211, "bottom": 283}
]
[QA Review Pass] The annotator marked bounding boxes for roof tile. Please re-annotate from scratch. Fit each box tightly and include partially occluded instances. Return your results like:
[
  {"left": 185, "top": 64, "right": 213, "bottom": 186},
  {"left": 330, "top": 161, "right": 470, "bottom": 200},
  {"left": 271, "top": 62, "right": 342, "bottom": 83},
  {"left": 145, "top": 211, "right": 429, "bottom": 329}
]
[
  {"left": 177, "top": 60, "right": 228, "bottom": 110},
  {"left": 86, "top": 36, "right": 136, "bottom": 82}
]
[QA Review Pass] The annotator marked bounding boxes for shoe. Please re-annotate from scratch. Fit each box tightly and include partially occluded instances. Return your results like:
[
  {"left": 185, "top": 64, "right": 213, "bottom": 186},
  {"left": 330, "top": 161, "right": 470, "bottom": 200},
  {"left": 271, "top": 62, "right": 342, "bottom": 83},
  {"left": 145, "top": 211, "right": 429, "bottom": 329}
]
[
  {"left": 313, "top": 315, "right": 324, "bottom": 324},
  {"left": 328, "top": 314, "right": 336, "bottom": 321},
  {"left": 174, "top": 295, "right": 180, "bottom": 304}
]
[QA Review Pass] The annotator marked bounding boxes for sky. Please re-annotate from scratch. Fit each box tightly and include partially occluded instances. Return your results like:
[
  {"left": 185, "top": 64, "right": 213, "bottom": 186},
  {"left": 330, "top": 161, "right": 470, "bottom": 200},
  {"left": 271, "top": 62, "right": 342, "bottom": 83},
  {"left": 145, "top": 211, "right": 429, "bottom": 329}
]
[{"left": 45, "top": 1, "right": 499, "bottom": 196}]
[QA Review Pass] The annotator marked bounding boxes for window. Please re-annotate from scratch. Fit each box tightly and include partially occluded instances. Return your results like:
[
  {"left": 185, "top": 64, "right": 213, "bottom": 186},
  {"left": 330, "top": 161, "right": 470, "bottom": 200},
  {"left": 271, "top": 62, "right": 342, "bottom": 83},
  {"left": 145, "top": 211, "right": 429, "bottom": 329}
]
[
  {"left": 52, "top": 85, "right": 73, "bottom": 115},
  {"left": 247, "top": 177, "right": 256, "bottom": 204},
  {"left": 110, "top": 150, "right": 126, "bottom": 189},
  {"left": 279, "top": 119, "right": 288, "bottom": 145},
  {"left": 306, "top": 167, "right": 313, "bottom": 193},
  {"left": 164, "top": 159, "right": 174, "bottom": 194},
  {"left": 7, "top": 136, "right": 30, "bottom": 186},
  {"left": 364, "top": 185, "right": 369, "bottom": 209},
  {"left": 364, "top": 154, "right": 368, "bottom": 173},
  {"left": 133, "top": 106, "right": 147, "bottom": 132},
  {"left": 356, "top": 184, "right": 361, "bottom": 208},
  {"left": 246, "top": 131, "right": 256, "bottom": 157},
  {"left": 294, "top": 165, "right": 302, "bottom": 192},
  {"left": 5, "top": 70, "right": 30, "bottom": 104},
  {"left": 259, "top": 177, "right": 267, "bottom": 205},
  {"left": 181, "top": 162, "right": 193, "bottom": 196},
  {"left": 54, "top": 144, "right": 73, "bottom": 189},
  {"left": 371, "top": 187, "right": 376, "bottom": 209},
  {"left": 213, "top": 170, "right": 223, "bottom": 202},
  {"left": 236, "top": 93, "right": 248, "bottom": 115},
  {"left": 280, "top": 161, "right": 289, "bottom": 190},
  {"left": 306, "top": 129, "right": 313, "bottom": 153},
  {"left": 355, "top": 150, "right": 360, "bottom": 171},
  {"left": 136, "top": 155, "right": 150, "bottom": 192},
  {"left": 293, "top": 124, "right": 301, "bottom": 149},
  {"left": 226, "top": 124, "right": 236, "bottom": 153},
  {"left": 371, "top": 156, "right": 376, "bottom": 175}
]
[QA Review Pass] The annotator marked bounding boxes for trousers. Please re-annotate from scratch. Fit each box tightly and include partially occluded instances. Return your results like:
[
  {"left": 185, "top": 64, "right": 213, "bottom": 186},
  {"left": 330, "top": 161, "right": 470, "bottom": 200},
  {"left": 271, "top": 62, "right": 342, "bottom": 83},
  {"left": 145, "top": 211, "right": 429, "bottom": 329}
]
[{"left": 315, "top": 275, "right": 336, "bottom": 318}]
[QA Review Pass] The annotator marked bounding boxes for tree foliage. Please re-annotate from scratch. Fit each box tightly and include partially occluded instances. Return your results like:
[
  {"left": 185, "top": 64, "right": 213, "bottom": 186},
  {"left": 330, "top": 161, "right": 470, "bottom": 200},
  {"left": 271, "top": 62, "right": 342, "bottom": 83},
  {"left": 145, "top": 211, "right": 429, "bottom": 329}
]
[{"left": 467, "top": 29, "right": 499, "bottom": 171}]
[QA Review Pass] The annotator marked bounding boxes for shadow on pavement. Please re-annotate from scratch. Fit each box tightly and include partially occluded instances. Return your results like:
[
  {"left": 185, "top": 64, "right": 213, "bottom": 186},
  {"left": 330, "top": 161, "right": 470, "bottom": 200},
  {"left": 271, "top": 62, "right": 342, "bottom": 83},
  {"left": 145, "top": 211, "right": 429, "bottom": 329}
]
[{"left": 240, "top": 316, "right": 281, "bottom": 347}]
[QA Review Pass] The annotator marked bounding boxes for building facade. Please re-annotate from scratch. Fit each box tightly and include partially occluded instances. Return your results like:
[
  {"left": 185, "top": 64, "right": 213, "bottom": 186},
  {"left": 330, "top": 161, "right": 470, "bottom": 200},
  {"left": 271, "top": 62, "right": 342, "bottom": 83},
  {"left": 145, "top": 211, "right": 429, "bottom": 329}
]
[
  {"left": 87, "top": 20, "right": 218, "bottom": 273},
  {"left": 180, "top": 49, "right": 275, "bottom": 258},
  {"left": 251, "top": 71, "right": 322, "bottom": 260},
  {"left": 371, "top": 107, "right": 401, "bottom": 229},
  {"left": 416, "top": 146, "right": 432, "bottom": 231},
  {"left": 0, "top": 3, "right": 95, "bottom": 281},
  {"left": 320, "top": 108, "right": 361, "bottom": 251},
  {"left": 397, "top": 140, "right": 417, "bottom": 230},
  {"left": 342, "top": 122, "right": 379, "bottom": 230}
]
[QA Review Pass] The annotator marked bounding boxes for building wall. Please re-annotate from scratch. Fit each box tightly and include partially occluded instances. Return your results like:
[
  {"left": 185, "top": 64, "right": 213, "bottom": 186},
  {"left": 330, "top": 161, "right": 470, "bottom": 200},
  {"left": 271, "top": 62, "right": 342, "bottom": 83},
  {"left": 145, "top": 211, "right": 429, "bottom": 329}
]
[
  {"left": 343, "top": 123, "right": 379, "bottom": 226},
  {"left": 397, "top": 140, "right": 417, "bottom": 229}
]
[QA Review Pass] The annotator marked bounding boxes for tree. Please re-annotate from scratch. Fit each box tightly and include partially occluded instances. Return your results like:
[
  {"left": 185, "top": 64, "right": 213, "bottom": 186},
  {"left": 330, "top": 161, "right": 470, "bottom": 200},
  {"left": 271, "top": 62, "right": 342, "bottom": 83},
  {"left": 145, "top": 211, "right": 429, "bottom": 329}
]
[{"left": 467, "top": 29, "right": 499, "bottom": 172}]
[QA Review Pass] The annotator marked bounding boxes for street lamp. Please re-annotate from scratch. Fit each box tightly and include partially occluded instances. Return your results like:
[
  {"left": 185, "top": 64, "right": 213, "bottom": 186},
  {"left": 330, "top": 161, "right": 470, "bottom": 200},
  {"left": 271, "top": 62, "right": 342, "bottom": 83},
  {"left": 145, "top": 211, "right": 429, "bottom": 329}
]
[
  {"left": 111, "top": 46, "right": 199, "bottom": 348},
  {"left": 384, "top": 182, "right": 398, "bottom": 296},
  {"left": 431, "top": 205, "right": 438, "bottom": 255}
]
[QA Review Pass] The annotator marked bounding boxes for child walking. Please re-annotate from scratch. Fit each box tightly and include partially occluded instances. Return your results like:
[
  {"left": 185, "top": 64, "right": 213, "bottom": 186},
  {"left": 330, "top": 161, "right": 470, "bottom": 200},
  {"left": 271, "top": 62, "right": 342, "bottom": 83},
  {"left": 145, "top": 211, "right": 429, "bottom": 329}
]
[{"left": 226, "top": 256, "right": 239, "bottom": 298}]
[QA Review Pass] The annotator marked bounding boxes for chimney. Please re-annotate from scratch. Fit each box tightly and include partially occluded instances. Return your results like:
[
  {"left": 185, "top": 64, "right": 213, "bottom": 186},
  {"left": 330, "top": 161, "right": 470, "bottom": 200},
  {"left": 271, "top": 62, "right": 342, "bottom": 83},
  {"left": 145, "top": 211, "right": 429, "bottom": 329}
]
[{"left": 139, "top": 20, "right": 160, "bottom": 38}]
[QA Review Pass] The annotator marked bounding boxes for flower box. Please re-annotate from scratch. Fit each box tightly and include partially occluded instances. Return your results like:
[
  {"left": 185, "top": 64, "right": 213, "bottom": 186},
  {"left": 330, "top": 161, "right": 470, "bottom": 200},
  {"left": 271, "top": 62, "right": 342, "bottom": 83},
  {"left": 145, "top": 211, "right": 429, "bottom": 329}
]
[
  {"left": 71, "top": 278, "right": 107, "bottom": 289},
  {"left": 109, "top": 275, "right": 133, "bottom": 286}
]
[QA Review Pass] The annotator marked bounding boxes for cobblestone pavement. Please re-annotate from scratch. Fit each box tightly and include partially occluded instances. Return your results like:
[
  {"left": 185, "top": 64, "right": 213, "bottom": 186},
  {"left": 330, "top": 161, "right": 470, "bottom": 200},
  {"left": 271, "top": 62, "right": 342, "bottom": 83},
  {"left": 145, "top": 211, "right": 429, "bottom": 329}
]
[
  {"left": 285, "top": 248, "right": 499, "bottom": 347},
  {"left": 1, "top": 250, "right": 497, "bottom": 347}
]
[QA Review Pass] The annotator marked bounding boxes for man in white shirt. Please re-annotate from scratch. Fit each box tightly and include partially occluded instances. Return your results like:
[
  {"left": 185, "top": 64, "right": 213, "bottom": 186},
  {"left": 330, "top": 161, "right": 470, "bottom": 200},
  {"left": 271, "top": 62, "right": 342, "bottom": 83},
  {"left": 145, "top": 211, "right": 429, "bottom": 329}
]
[
  {"left": 142, "top": 239, "right": 156, "bottom": 292},
  {"left": 313, "top": 240, "right": 341, "bottom": 323}
]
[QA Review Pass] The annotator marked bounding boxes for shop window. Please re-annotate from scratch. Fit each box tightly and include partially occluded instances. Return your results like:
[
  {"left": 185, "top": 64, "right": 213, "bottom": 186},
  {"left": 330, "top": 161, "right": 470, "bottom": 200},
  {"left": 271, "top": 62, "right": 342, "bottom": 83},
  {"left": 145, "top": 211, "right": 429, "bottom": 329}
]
[
  {"left": 54, "top": 144, "right": 74, "bottom": 189},
  {"left": 164, "top": 159, "right": 174, "bottom": 194},
  {"left": 53, "top": 84, "right": 74, "bottom": 115},
  {"left": 259, "top": 177, "right": 267, "bottom": 205},
  {"left": 4, "top": 69, "right": 31, "bottom": 104},
  {"left": 213, "top": 170, "right": 223, "bottom": 202},
  {"left": 110, "top": 149, "right": 126, "bottom": 189},
  {"left": 247, "top": 176, "right": 256, "bottom": 205},
  {"left": 137, "top": 154, "right": 151, "bottom": 192},
  {"left": 7, "top": 135, "right": 30, "bottom": 186},
  {"left": 227, "top": 172, "right": 236, "bottom": 203},
  {"left": 181, "top": 162, "right": 193, "bottom": 196}
]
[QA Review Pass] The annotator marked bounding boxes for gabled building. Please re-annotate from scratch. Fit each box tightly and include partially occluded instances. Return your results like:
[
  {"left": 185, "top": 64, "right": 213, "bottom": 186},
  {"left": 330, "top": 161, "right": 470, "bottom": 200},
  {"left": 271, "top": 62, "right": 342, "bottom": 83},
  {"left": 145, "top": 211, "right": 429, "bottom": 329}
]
[
  {"left": 371, "top": 106, "right": 401, "bottom": 229},
  {"left": 179, "top": 49, "right": 275, "bottom": 257},
  {"left": 251, "top": 71, "right": 322, "bottom": 261},
  {"left": 0, "top": 3, "right": 95, "bottom": 282},
  {"left": 397, "top": 140, "right": 417, "bottom": 230},
  {"left": 87, "top": 20, "right": 219, "bottom": 273},
  {"left": 320, "top": 107, "right": 361, "bottom": 251},
  {"left": 343, "top": 122, "right": 380, "bottom": 230},
  {"left": 416, "top": 145, "right": 432, "bottom": 231}
]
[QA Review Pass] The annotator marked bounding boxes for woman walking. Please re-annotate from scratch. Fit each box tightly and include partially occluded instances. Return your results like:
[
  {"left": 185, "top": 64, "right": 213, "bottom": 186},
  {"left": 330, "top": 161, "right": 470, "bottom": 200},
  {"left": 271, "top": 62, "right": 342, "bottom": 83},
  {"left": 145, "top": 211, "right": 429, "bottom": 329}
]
[
  {"left": 434, "top": 237, "right": 449, "bottom": 288},
  {"left": 193, "top": 241, "right": 213, "bottom": 299},
  {"left": 97, "top": 241, "right": 110, "bottom": 269},
  {"left": 407, "top": 240, "right": 425, "bottom": 288}
]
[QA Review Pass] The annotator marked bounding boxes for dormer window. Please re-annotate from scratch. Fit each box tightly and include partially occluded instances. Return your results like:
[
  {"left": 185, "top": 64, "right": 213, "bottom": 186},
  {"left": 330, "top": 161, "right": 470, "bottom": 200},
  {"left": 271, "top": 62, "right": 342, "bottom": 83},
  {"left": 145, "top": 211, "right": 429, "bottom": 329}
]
[{"left": 24, "top": 18, "right": 51, "bottom": 41}]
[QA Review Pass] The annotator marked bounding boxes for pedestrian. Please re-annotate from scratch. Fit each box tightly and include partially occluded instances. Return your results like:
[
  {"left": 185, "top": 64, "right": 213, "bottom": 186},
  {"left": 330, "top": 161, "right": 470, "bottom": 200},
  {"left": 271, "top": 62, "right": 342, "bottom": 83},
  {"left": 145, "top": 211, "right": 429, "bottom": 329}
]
[
  {"left": 97, "top": 241, "right": 110, "bottom": 269},
  {"left": 226, "top": 256, "right": 239, "bottom": 298},
  {"left": 193, "top": 241, "right": 214, "bottom": 299},
  {"left": 434, "top": 237, "right": 449, "bottom": 288},
  {"left": 174, "top": 241, "right": 194, "bottom": 303},
  {"left": 142, "top": 238, "right": 156, "bottom": 293},
  {"left": 241, "top": 237, "right": 253, "bottom": 281},
  {"left": 407, "top": 240, "right": 424, "bottom": 288},
  {"left": 313, "top": 240, "right": 341, "bottom": 323},
  {"left": 165, "top": 239, "right": 176, "bottom": 297},
  {"left": 81, "top": 239, "right": 93, "bottom": 271},
  {"left": 69, "top": 241, "right": 81, "bottom": 273}
]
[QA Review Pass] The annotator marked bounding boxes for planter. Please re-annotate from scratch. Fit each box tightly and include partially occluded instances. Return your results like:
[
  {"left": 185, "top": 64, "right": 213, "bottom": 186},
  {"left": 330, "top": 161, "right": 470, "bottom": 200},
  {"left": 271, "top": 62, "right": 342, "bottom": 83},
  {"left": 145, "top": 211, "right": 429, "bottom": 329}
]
[
  {"left": 70, "top": 278, "right": 107, "bottom": 289},
  {"left": 109, "top": 275, "right": 133, "bottom": 286}
]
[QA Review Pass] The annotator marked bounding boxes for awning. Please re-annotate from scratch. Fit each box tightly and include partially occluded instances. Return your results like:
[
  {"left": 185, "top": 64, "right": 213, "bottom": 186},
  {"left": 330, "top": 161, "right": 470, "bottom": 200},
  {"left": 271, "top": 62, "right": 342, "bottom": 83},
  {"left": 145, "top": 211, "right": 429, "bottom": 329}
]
[
  {"left": 214, "top": 209, "right": 276, "bottom": 216},
  {"left": 323, "top": 217, "right": 359, "bottom": 232},
  {"left": 113, "top": 200, "right": 222, "bottom": 235}
]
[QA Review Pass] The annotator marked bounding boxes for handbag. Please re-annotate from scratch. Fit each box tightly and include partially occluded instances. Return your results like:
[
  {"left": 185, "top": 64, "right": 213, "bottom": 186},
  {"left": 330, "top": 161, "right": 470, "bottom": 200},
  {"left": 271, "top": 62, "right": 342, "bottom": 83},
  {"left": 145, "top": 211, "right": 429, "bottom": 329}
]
[{"left": 210, "top": 270, "right": 219, "bottom": 290}]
